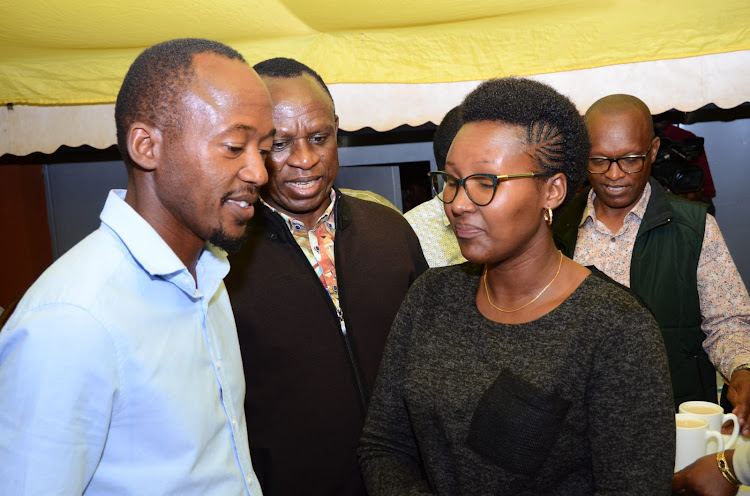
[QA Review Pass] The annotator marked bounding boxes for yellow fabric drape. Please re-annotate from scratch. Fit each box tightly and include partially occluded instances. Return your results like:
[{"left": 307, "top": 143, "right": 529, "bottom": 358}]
[{"left": 1, "top": 0, "right": 749, "bottom": 105}]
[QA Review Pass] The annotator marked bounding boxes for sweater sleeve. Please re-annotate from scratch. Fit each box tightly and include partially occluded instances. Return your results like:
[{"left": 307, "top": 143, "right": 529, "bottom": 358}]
[
  {"left": 586, "top": 304, "right": 676, "bottom": 495},
  {"left": 358, "top": 290, "right": 436, "bottom": 495}
]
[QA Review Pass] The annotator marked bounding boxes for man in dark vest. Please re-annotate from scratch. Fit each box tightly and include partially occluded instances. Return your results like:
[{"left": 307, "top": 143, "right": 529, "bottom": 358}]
[
  {"left": 553, "top": 94, "right": 750, "bottom": 432},
  {"left": 224, "top": 57, "right": 427, "bottom": 496}
]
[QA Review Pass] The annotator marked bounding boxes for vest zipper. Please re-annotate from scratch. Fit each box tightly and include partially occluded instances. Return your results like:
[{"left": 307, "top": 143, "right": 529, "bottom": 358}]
[{"left": 275, "top": 218, "right": 368, "bottom": 416}]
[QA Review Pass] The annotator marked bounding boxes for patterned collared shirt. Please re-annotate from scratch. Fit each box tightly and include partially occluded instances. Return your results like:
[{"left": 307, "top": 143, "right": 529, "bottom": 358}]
[
  {"left": 574, "top": 183, "right": 750, "bottom": 378},
  {"left": 262, "top": 190, "right": 346, "bottom": 334},
  {"left": 404, "top": 196, "right": 467, "bottom": 268}
]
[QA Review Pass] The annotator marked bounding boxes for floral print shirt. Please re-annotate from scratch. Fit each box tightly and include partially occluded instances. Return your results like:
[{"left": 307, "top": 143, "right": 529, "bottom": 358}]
[
  {"left": 262, "top": 190, "right": 346, "bottom": 335},
  {"left": 574, "top": 182, "right": 750, "bottom": 378}
]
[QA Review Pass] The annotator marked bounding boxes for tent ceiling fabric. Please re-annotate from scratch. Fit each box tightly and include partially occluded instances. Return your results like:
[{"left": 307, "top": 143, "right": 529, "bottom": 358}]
[
  {"left": 1, "top": 0, "right": 749, "bottom": 156},
  {"left": 2, "top": 0, "right": 749, "bottom": 104},
  {"left": 3, "top": 51, "right": 749, "bottom": 156}
]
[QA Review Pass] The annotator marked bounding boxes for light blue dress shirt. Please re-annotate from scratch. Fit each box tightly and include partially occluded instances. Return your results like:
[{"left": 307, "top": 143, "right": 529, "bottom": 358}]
[{"left": 0, "top": 190, "right": 262, "bottom": 495}]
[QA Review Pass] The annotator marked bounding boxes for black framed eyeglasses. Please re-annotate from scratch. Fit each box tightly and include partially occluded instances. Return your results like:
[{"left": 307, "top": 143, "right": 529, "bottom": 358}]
[
  {"left": 428, "top": 171, "right": 551, "bottom": 207},
  {"left": 588, "top": 138, "right": 656, "bottom": 174}
]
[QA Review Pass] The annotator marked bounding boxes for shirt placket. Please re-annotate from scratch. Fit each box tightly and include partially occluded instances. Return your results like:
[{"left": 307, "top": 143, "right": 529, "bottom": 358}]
[
  {"left": 200, "top": 278, "right": 256, "bottom": 495},
  {"left": 311, "top": 225, "right": 346, "bottom": 333}
]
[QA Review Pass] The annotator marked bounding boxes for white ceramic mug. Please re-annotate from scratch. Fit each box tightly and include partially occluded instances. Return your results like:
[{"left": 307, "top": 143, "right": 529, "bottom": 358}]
[
  {"left": 675, "top": 413, "right": 725, "bottom": 472},
  {"left": 679, "top": 400, "right": 740, "bottom": 452}
]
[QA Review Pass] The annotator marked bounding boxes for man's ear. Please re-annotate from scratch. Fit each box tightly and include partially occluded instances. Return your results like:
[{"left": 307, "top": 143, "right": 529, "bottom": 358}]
[
  {"left": 334, "top": 114, "right": 340, "bottom": 133},
  {"left": 649, "top": 136, "right": 661, "bottom": 162},
  {"left": 544, "top": 172, "right": 568, "bottom": 210},
  {"left": 127, "top": 122, "right": 161, "bottom": 171}
]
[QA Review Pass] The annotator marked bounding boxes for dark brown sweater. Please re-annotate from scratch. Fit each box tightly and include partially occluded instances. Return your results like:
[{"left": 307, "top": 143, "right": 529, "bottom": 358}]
[
  {"left": 225, "top": 191, "right": 427, "bottom": 496},
  {"left": 359, "top": 264, "right": 675, "bottom": 495}
]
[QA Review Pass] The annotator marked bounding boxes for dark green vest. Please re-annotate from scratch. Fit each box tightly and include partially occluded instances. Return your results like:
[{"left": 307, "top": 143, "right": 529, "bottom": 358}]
[{"left": 554, "top": 179, "right": 712, "bottom": 408}]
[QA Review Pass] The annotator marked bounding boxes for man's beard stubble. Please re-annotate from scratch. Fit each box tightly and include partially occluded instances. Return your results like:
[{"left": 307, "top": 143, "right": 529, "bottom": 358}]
[{"left": 209, "top": 223, "right": 249, "bottom": 253}]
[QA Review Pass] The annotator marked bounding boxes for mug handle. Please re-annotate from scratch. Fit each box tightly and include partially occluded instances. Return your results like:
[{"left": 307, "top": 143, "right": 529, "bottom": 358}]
[
  {"left": 705, "top": 429, "right": 725, "bottom": 454},
  {"left": 722, "top": 413, "right": 740, "bottom": 449}
]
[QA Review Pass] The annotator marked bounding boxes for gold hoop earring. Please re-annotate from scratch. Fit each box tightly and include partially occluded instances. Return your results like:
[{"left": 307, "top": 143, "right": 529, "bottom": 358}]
[{"left": 543, "top": 207, "right": 553, "bottom": 227}]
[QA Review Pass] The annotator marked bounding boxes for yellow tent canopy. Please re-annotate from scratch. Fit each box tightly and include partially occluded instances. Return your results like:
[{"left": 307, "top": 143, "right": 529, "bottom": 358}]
[{"left": 1, "top": 0, "right": 749, "bottom": 155}]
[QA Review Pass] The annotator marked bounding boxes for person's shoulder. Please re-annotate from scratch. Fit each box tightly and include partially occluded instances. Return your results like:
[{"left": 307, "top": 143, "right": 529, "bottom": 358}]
[
  {"left": 412, "top": 263, "right": 480, "bottom": 289},
  {"left": 9, "top": 228, "right": 130, "bottom": 322},
  {"left": 2, "top": 242, "right": 121, "bottom": 346},
  {"left": 404, "top": 197, "right": 442, "bottom": 221},
  {"left": 664, "top": 191, "right": 708, "bottom": 214},
  {"left": 401, "top": 263, "right": 480, "bottom": 307},
  {"left": 339, "top": 188, "right": 400, "bottom": 212},
  {"left": 341, "top": 191, "right": 409, "bottom": 226},
  {"left": 573, "top": 271, "right": 664, "bottom": 355},
  {"left": 339, "top": 192, "right": 429, "bottom": 270},
  {"left": 583, "top": 267, "right": 633, "bottom": 297},
  {"left": 661, "top": 192, "right": 708, "bottom": 233},
  {"left": 578, "top": 268, "right": 653, "bottom": 314},
  {"left": 572, "top": 270, "right": 660, "bottom": 338}
]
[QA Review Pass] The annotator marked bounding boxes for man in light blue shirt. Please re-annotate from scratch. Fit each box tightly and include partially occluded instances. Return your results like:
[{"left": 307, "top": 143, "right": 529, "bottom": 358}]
[{"left": 0, "top": 38, "right": 275, "bottom": 495}]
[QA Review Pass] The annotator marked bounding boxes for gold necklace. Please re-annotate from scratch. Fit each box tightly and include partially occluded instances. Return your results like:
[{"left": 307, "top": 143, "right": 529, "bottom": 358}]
[{"left": 483, "top": 250, "right": 563, "bottom": 313}]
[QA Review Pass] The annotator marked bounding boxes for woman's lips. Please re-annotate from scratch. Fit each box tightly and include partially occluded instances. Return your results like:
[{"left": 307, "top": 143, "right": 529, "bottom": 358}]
[{"left": 453, "top": 223, "right": 483, "bottom": 238}]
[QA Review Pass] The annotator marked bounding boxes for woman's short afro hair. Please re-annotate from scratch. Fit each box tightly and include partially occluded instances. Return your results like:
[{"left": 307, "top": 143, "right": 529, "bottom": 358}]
[{"left": 460, "top": 77, "right": 590, "bottom": 209}]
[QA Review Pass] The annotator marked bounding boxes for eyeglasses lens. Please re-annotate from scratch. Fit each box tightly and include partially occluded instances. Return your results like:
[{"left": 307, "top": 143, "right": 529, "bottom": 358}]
[
  {"left": 431, "top": 173, "right": 498, "bottom": 206},
  {"left": 465, "top": 176, "right": 495, "bottom": 206},
  {"left": 588, "top": 156, "right": 645, "bottom": 174},
  {"left": 618, "top": 157, "right": 644, "bottom": 171},
  {"left": 431, "top": 173, "right": 452, "bottom": 202}
]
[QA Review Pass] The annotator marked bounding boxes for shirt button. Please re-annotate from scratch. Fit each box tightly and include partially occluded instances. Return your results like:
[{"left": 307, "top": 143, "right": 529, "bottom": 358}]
[{"left": 610, "top": 237, "right": 616, "bottom": 242}]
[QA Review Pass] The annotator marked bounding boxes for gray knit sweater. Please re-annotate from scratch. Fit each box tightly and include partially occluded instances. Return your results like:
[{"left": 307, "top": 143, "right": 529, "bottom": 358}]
[{"left": 359, "top": 264, "right": 675, "bottom": 495}]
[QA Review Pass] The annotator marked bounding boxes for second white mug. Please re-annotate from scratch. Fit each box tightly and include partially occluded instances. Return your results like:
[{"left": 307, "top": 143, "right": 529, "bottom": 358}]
[
  {"left": 679, "top": 400, "right": 739, "bottom": 452},
  {"left": 675, "top": 413, "right": 724, "bottom": 472}
]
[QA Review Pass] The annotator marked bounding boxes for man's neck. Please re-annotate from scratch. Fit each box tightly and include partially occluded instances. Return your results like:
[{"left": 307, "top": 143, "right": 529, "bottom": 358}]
[
  {"left": 592, "top": 200, "right": 630, "bottom": 233},
  {"left": 262, "top": 190, "right": 336, "bottom": 232},
  {"left": 590, "top": 184, "right": 649, "bottom": 234},
  {"left": 125, "top": 187, "right": 203, "bottom": 281}
]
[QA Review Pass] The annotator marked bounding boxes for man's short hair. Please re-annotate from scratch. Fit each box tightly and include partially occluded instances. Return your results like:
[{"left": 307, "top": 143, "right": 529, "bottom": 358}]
[
  {"left": 253, "top": 57, "right": 334, "bottom": 108},
  {"left": 433, "top": 106, "right": 463, "bottom": 171},
  {"left": 460, "top": 77, "right": 590, "bottom": 209},
  {"left": 114, "top": 38, "right": 246, "bottom": 169},
  {"left": 585, "top": 94, "right": 655, "bottom": 139}
]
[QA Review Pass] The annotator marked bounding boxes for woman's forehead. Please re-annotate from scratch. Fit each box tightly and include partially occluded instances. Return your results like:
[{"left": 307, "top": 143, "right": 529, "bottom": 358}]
[{"left": 446, "top": 122, "right": 536, "bottom": 174}]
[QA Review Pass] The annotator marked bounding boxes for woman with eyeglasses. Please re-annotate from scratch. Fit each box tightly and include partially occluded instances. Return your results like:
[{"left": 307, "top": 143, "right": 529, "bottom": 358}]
[{"left": 358, "top": 78, "right": 675, "bottom": 495}]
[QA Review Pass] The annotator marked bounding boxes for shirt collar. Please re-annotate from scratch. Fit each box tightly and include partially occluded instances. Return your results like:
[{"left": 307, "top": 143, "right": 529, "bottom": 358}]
[
  {"left": 262, "top": 189, "right": 337, "bottom": 232},
  {"left": 100, "top": 190, "right": 229, "bottom": 296},
  {"left": 433, "top": 197, "right": 452, "bottom": 228},
  {"left": 580, "top": 181, "right": 652, "bottom": 227}
]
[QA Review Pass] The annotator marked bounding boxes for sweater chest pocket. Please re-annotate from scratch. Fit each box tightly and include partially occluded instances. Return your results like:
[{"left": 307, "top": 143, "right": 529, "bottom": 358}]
[{"left": 466, "top": 369, "right": 570, "bottom": 476}]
